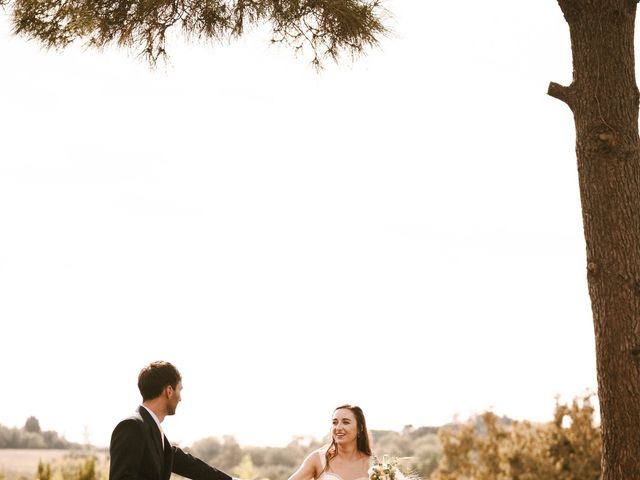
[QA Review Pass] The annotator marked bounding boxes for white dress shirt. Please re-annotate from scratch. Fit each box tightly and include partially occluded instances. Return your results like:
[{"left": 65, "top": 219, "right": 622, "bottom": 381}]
[{"left": 142, "top": 405, "right": 165, "bottom": 448}]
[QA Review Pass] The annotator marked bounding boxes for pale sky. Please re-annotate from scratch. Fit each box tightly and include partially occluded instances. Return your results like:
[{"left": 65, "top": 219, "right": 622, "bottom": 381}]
[{"left": 1, "top": 1, "right": 598, "bottom": 450}]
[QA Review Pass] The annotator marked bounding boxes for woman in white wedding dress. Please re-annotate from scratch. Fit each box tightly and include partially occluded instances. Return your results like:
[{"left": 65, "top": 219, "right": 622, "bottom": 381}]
[{"left": 288, "top": 405, "right": 372, "bottom": 480}]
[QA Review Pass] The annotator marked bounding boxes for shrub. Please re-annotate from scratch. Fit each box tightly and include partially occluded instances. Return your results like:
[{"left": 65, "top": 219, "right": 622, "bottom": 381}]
[{"left": 431, "top": 395, "right": 601, "bottom": 480}]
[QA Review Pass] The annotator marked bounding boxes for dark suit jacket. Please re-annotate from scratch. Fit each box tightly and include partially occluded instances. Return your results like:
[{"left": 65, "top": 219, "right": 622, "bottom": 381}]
[{"left": 109, "top": 406, "right": 232, "bottom": 480}]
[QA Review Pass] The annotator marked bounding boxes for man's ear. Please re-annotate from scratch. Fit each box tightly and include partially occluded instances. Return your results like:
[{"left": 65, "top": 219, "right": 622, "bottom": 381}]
[{"left": 165, "top": 385, "right": 174, "bottom": 398}]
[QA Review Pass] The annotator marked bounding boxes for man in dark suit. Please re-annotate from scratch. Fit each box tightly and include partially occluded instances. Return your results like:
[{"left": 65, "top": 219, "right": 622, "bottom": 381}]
[{"left": 109, "top": 361, "right": 233, "bottom": 480}]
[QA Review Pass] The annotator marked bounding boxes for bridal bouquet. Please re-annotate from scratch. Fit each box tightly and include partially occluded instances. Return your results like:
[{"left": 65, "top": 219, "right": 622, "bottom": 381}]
[{"left": 368, "top": 456, "right": 405, "bottom": 480}]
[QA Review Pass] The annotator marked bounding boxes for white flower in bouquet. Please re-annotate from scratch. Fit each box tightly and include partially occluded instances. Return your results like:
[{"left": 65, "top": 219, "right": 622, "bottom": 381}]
[{"left": 368, "top": 456, "right": 417, "bottom": 480}]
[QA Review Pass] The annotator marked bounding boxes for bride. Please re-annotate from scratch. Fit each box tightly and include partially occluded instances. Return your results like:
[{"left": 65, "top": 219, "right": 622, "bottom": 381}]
[{"left": 288, "top": 405, "right": 372, "bottom": 480}]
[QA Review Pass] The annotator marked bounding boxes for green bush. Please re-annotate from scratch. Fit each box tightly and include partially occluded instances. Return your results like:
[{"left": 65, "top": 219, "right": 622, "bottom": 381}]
[
  {"left": 36, "top": 456, "right": 102, "bottom": 480},
  {"left": 37, "top": 462, "right": 51, "bottom": 480},
  {"left": 431, "top": 395, "right": 601, "bottom": 480}
]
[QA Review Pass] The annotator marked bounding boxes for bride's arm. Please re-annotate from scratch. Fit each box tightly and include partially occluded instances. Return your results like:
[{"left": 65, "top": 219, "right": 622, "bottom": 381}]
[{"left": 288, "top": 451, "right": 321, "bottom": 480}]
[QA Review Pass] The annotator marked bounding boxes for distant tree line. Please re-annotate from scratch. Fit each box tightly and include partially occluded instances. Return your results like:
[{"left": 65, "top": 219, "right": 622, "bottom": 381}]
[
  {"left": 187, "top": 435, "right": 326, "bottom": 480},
  {"left": 186, "top": 427, "right": 442, "bottom": 480},
  {"left": 0, "top": 416, "right": 82, "bottom": 449}
]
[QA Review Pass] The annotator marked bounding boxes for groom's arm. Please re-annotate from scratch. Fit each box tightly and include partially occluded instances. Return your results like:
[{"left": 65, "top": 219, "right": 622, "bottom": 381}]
[{"left": 171, "top": 447, "right": 233, "bottom": 480}]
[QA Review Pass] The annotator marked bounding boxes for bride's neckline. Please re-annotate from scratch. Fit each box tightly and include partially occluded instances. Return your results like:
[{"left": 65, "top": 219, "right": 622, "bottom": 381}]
[
  {"left": 319, "top": 453, "right": 371, "bottom": 480},
  {"left": 321, "top": 472, "right": 369, "bottom": 480}
]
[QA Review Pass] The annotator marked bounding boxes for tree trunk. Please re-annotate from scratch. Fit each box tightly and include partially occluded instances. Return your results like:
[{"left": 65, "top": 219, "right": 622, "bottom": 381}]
[{"left": 549, "top": 0, "right": 640, "bottom": 477}]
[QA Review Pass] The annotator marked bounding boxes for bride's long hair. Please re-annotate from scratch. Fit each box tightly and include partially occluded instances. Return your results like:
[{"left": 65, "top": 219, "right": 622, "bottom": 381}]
[{"left": 325, "top": 405, "right": 372, "bottom": 469}]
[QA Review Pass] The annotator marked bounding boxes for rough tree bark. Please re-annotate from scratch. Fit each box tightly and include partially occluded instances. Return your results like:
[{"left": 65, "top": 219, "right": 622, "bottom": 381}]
[{"left": 549, "top": 0, "right": 640, "bottom": 477}]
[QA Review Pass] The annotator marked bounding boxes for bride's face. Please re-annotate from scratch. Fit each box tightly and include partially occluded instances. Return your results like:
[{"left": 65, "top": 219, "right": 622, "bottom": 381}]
[{"left": 332, "top": 408, "right": 358, "bottom": 445}]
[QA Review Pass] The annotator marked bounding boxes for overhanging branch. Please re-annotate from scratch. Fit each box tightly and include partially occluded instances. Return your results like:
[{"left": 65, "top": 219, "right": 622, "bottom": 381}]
[{"left": 548, "top": 81, "right": 574, "bottom": 107}]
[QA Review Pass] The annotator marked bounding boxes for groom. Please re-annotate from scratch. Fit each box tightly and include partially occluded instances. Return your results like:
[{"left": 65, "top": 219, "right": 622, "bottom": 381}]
[{"left": 109, "top": 361, "right": 232, "bottom": 480}]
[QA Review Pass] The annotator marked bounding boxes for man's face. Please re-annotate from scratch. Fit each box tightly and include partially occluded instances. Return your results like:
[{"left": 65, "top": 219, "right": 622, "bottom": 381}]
[{"left": 166, "top": 381, "right": 182, "bottom": 416}]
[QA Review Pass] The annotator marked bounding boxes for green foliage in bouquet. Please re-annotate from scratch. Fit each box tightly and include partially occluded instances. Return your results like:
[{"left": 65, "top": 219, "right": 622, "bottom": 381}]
[{"left": 369, "top": 456, "right": 400, "bottom": 480}]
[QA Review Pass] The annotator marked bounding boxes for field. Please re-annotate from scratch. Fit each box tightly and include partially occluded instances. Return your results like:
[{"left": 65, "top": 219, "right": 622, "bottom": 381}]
[{"left": 0, "top": 450, "right": 108, "bottom": 479}]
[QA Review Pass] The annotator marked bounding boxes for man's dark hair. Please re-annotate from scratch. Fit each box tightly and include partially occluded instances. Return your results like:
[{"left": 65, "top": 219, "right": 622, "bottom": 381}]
[{"left": 138, "top": 361, "right": 182, "bottom": 401}]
